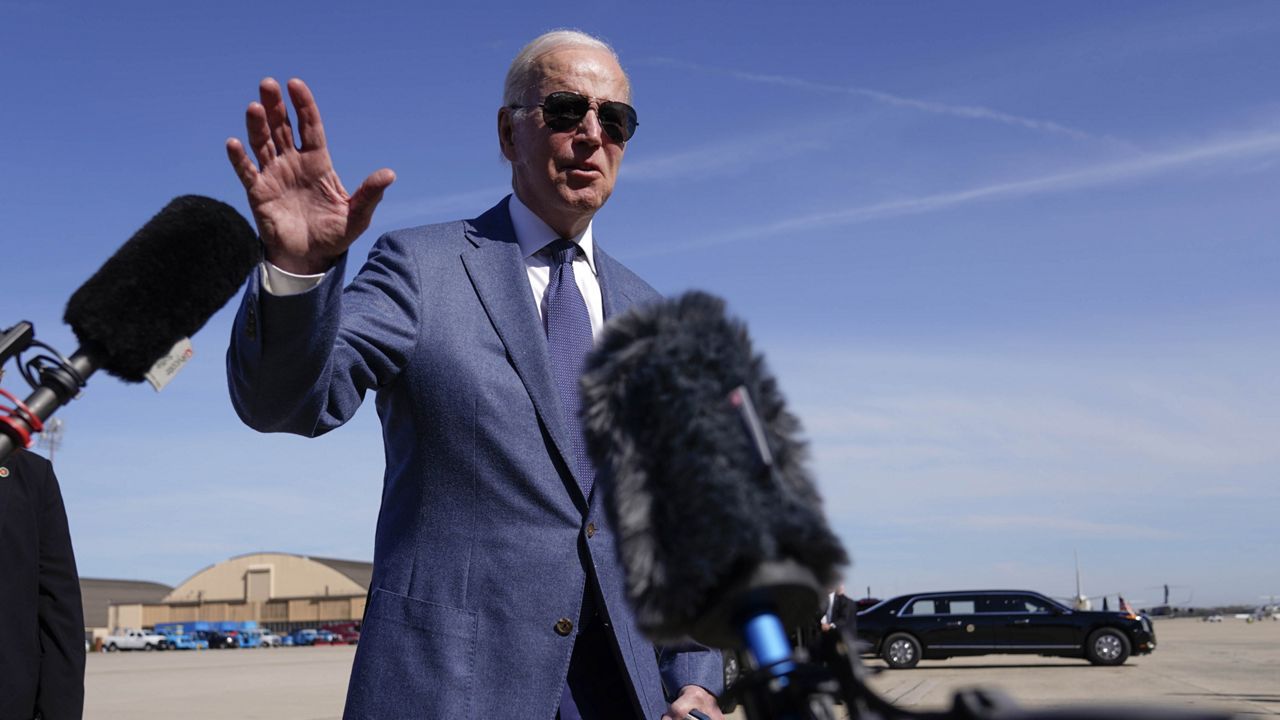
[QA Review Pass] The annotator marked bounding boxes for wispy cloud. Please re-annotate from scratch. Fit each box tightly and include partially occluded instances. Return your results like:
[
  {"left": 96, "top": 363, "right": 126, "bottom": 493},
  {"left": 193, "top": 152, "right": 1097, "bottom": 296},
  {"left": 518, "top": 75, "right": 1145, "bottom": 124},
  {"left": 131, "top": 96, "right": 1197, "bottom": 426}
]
[
  {"left": 803, "top": 387, "right": 1280, "bottom": 469},
  {"left": 941, "top": 514, "right": 1177, "bottom": 540},
  {"left": 622, "top": 126, "right": 829, "bottom": 181},
  {"left": 376, "top": 185, "right": 509, "bottom": 225},
  {"left": 628, "top": 130, "right": 1280, "bottom": 256},
  {"left": 644, "top": 57, "right": 1101, "bottom": 142},
  {"left": 622, "top": 122, "right": 835, "bottom": 182},
  {"left": 762, "top": 341, "right": 1280, "bottom": 527}
]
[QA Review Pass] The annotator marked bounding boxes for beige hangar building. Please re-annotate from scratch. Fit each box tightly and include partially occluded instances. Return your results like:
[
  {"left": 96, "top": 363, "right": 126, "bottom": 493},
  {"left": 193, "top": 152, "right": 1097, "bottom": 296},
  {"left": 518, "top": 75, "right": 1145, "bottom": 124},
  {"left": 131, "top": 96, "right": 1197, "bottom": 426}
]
[{"left": 102, "top": 552, "right": 372, "bottom": 636}]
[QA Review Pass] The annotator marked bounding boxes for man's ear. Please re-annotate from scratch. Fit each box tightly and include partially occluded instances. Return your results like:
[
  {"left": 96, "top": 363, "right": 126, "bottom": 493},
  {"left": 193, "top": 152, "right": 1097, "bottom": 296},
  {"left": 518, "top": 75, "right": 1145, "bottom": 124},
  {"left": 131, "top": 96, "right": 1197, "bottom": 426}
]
[{"left": 498, "top": 108, "right": 518, "bottom": 162}]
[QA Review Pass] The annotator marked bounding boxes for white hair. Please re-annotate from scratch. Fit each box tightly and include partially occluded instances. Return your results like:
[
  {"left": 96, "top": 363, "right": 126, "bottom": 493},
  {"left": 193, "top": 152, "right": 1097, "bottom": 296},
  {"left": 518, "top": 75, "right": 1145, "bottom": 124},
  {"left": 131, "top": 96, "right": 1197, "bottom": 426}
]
[{"left": 502, "top": 29, "right": 630, "bottom": 107}]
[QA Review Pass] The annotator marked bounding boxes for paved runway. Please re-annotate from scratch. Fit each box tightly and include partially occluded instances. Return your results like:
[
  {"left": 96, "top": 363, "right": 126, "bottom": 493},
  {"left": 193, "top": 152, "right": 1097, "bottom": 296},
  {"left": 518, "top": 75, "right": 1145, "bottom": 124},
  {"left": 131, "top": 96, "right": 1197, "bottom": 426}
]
[{"left": 83, "top": 617, "right": 1277, "bottom": 718}]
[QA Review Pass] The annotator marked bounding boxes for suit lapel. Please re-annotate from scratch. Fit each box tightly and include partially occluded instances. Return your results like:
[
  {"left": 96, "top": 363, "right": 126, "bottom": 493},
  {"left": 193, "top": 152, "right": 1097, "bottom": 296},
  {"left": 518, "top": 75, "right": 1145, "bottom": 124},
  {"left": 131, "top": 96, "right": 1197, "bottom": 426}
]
[
  {"left": 594, "top": 245, "right": 635, "bottom": 322},
  {"left": 460, "top": 199, "right": 586, "bottom": 506}
]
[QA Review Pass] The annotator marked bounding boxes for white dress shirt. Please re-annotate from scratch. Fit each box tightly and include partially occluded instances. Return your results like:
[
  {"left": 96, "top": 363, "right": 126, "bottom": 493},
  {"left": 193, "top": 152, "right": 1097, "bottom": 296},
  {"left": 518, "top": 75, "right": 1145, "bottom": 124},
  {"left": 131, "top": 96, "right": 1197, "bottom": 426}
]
[
  {"left": 260, "top": 193, "right": 605, "bottom": 337},
  {"left": 822, "top": 591, "right": 836, "bottom": 626}
]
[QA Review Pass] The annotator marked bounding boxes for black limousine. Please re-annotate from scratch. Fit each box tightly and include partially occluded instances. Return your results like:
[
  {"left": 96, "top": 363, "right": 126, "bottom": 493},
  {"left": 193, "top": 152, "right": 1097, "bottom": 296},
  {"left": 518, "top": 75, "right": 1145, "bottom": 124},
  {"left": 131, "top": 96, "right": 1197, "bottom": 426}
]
[{"left": 855, "top": 589, "right": 1156, "bottom": 669}]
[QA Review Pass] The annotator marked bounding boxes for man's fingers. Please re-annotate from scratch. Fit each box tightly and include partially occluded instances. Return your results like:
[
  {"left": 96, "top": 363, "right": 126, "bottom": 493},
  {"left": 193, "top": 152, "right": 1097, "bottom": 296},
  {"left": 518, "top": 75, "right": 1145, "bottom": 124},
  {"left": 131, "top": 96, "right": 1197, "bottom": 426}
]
[
  {"left": 225, "top": 138, "right": 259, "bottom": 191},
  {"left": 259, "top": 78, "right": 295, "bottom": 154},
  {"left": 245, "top": 102, "right": 276, "bottom": 169},
  {"left": 666, "top": 686, "right": 722, "bottom": 720},
  {"left": 259, "top": 77, "right": 296, "bottom": 156},
  {"left": 346, "top": 168, "right": 396, "bottom": 237},
  {"left": 288, "top": 78, "right": 328, "bottom": 152}
]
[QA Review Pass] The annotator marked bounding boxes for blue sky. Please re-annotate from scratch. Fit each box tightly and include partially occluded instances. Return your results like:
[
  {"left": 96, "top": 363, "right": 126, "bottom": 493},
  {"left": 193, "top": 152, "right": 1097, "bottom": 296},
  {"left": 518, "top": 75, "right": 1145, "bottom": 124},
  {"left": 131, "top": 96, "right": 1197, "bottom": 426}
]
[{"left": 2, "top": 1, "right": 1276, "bottom": 608}]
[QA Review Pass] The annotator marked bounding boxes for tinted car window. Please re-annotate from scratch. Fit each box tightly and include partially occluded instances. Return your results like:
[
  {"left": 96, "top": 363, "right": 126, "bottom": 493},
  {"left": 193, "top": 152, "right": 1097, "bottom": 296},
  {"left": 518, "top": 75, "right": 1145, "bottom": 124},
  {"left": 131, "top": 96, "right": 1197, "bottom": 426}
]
[
  {"left": 905, "top": 599, "right": 938, "bottom": 615},
  {"left": 905, "top": 597, "right": 978, "bottom": 615},
  {"left": 979, "top": 595, "right": 1022, "bottom": 613},
  {"left": 1022, "top": 596, "right": 1053, "bottom": 613},
  {"left": 979, "top": 594, "right": 1055, "bottom": 613}
]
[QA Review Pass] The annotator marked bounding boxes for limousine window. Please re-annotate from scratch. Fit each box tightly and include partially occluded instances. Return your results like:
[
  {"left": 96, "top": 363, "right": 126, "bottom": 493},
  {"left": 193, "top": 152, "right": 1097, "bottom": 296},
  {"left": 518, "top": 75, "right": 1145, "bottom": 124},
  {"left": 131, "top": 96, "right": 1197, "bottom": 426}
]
[
  {"left": 977, "top": 595, "right": 1055, "bottom": 614},
  {"left": 903, "top": 598, "right": 975, "bottom": 615},
  {"left": 905, "top": 599, "right": 938, "bottom": 615}
]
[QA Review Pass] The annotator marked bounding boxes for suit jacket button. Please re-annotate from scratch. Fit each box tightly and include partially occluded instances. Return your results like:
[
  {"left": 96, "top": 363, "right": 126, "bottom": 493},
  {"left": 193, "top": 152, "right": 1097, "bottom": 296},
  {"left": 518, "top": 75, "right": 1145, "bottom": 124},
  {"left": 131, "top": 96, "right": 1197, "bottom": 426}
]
[
  {"left": 555, "top": 618, "right": 574, "bottom": 636},
  {"left": 585, "top": 522, "right": 596, "bottom": 538}
]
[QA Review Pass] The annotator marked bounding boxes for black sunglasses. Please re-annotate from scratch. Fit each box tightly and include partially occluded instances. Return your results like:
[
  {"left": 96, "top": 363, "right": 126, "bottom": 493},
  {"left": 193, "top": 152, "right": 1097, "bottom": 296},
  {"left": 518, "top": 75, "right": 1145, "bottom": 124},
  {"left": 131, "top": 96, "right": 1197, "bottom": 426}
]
[{"left": 511, "top": 91, "right": 638, "bottom": 143}]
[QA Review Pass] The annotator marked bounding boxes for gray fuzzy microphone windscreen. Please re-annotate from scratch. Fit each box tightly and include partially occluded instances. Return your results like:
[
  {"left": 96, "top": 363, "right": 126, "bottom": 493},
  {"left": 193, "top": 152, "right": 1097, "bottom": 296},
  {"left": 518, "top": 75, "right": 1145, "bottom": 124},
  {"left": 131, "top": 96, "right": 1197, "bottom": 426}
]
[{"left": 581, "top": 290, "right": 848, "bottom": 642}]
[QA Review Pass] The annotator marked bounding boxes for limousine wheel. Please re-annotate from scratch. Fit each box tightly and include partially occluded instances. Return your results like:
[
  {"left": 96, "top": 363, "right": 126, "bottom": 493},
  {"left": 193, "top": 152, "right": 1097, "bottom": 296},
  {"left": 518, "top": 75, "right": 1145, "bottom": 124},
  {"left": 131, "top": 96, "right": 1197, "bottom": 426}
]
[
  {"left": 882, "top": 633, "right": 921, "bottom": 669},
  {"left": 1086, "top": 628, "right": 1131, "bottom": 666}
]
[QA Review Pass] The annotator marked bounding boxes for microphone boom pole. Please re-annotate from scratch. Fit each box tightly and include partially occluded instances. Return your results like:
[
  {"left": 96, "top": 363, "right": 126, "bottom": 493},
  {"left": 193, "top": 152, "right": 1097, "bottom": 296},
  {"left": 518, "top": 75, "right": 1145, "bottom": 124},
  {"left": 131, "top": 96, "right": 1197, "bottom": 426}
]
[{"left": 1, "top": 339, "right": 98, "bottom": 463}]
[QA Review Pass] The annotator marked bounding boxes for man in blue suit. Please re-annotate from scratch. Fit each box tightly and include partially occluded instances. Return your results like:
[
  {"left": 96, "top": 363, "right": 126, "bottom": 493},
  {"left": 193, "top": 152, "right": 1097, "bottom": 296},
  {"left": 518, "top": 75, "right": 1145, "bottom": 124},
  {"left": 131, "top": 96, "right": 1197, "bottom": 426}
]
[{"left": 225, "top": 30, "right": 723, "bottom": 720}]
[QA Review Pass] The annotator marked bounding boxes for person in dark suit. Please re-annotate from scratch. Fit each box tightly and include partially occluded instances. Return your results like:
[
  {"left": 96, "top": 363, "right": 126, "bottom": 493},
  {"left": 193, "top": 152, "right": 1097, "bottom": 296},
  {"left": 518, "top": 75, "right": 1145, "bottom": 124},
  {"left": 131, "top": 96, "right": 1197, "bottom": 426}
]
[
  {"left": 800, "top": 584, "right": 857, "bottom": 663},
  {"left": 820, "top": 584, "right": 858, "bottom": 634},
  {"left": 224, "top": 30, "right": 722, "bottom": 720},
  {"left": 0, "top": 442, "right": 85, "bottom": 720}
]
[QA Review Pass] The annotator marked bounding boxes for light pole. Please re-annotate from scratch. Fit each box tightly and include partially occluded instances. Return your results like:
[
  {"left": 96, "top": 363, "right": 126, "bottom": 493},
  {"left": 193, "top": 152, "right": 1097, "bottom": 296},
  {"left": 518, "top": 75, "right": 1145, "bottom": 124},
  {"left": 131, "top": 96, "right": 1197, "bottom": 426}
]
[{"left": 38, "top": 417, "right": 64, "bottom": 462}]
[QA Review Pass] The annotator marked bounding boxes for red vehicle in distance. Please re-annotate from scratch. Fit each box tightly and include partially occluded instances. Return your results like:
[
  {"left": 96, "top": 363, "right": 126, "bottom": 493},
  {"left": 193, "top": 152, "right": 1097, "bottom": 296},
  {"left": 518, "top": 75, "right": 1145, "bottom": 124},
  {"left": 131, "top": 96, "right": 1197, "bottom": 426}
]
[{"left": 321, "top": 622, "right": 361, "bottom": 645}]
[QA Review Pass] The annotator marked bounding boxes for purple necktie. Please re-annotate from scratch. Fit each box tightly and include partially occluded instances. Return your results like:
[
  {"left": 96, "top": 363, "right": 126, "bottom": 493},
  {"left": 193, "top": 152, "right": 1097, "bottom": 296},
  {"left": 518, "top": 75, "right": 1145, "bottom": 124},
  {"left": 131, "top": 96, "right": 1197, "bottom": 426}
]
[{"left": 543, "top": 239, "right": 595, "bottom": 496}]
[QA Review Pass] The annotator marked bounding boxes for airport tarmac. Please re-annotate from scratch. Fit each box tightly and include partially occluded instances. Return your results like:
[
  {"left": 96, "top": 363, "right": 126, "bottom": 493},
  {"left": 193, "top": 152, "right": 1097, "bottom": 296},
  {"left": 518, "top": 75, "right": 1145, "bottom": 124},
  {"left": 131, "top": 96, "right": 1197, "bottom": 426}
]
[{"left": 83, "top": 617, "right": 1277, "bottom": 719}]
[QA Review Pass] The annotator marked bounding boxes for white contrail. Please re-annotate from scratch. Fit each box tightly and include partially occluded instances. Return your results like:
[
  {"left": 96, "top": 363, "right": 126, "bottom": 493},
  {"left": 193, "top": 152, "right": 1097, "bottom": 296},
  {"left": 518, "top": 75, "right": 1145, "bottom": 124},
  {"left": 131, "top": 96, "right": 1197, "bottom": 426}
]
[
  {"left": 647, "top": 58, "right": 1100, "bottom": 142},
  {"left": 704, "top": 130, "right": 1280, "bottom": 245}
]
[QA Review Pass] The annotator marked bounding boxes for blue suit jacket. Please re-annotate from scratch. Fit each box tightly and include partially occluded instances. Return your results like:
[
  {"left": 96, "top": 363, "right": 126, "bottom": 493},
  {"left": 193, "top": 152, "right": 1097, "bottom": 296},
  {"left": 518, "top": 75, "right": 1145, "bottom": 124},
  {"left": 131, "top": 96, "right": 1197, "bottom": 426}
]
[{"left": 227, "top": 197, "right": 721, "bottom": 719}]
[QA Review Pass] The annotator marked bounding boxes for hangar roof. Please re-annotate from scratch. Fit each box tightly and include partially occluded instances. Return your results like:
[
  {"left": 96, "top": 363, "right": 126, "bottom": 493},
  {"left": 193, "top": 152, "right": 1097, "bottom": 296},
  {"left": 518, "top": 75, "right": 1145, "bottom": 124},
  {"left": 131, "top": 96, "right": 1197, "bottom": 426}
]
[
  {"left": 81, "top": 578, "right": 173, "bottom": 627},
  {"left": 309, "top": 555, "right": 373, "bottom": 590}
]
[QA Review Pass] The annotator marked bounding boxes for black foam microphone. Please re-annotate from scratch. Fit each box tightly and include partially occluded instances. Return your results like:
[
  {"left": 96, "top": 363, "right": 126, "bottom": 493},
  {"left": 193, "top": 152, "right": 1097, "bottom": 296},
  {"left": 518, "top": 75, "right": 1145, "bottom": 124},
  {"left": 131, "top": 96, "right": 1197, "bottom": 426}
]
[
  {"left": 1, "top": 195, "right": 258, "bottom": 461},
  {"left": 580, "top": 290, "right": 848, "bottom": 648},
  {"left": 63, "top": 194, "right": 260, "bottom": 381}
]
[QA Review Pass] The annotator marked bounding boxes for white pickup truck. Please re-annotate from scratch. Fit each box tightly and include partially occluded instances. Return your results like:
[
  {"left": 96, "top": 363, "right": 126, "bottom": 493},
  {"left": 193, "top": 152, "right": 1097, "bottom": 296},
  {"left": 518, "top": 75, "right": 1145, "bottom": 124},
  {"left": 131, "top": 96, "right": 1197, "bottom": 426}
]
[{"left": 104, "top": 628, "right": 168, "bottom": 651}]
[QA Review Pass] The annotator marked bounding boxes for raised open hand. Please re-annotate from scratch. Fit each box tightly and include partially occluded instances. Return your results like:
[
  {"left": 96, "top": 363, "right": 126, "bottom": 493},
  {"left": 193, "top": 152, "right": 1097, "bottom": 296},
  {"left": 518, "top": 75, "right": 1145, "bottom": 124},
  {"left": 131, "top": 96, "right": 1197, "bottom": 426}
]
[{"left": 226, "top": 78, "right": 395, "bottom": 274}]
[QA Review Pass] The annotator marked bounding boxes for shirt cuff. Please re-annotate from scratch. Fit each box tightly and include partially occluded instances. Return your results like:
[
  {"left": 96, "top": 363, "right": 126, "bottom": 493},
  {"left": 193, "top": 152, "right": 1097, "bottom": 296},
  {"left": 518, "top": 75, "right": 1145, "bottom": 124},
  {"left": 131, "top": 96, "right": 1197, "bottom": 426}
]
[{"left": 261, "top": 261, "right": 327, "bottom": 296}]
